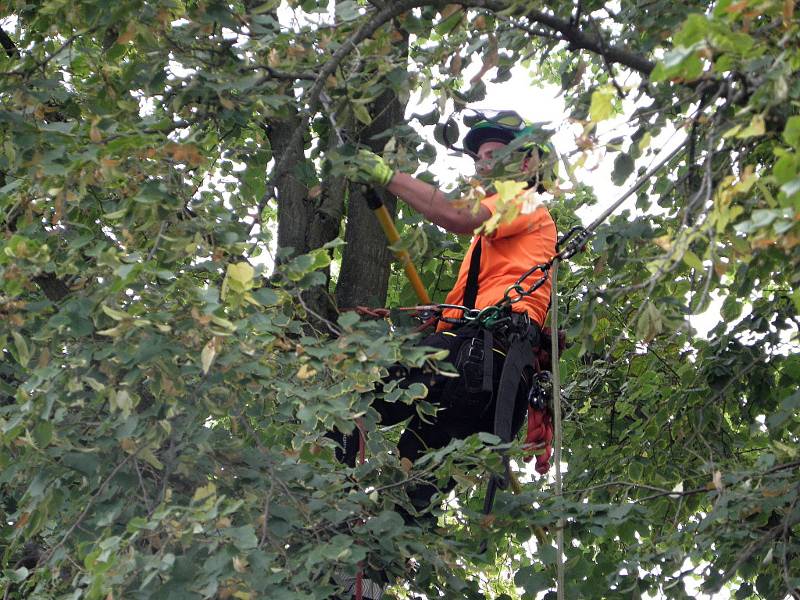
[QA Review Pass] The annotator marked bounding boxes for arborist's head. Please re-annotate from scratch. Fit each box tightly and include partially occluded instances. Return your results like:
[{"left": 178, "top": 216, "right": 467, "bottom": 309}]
[{"left": 462, "top": 109, "right": 555, "bottom": 190}]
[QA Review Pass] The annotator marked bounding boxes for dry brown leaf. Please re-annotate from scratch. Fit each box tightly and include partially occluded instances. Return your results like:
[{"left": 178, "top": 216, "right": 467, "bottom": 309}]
[
  {"left": 165, "top": 143, "right": 203, "bottom": 167},
  {"left": 441, "top": 4, "right": 461, "bottom": 19},
  {"left": 116, "top": 25, "right": 137, "bottom": 45},
  {"left": 449, "top": 54, "right": 463, "bottom": 76},
  {"left": 784, "top": 0, "right": 795, "bottom": 25}
]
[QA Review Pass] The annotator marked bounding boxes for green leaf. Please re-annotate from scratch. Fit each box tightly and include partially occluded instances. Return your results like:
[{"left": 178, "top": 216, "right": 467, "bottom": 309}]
[
  {"left": 352, "top": 102, "right": 372, "bottom": 126},
  {"left": 636, "top": 301, "right": 664, "bottom": 342},
  {"left": 227, "top": 525, "right": 258, "bottom": 550},
  {"left": 539, "top": 544, "right": 558, "bottom": 565},
  {"left": 436, "top": 8, "right": 463, "bottom": 35},
  {"left": 735, "top": 114, "right": 766, "bottom": 139},
  {"left": 783, "top": 116, "right": 800, "bottom": 148},
  {"left": 683, "top": 249, "right": 704, "bottom": 271},
  {"left": 11, "top": 331, "right": 30, "bottom": 368},
  {"left": 780, "top": 177, "right": 800, "bottom": 200},
  {"left": 515, "top": 566, "right": 552, "bottom": 594},
  {"left": 611, "top": 153, "right": 635, "bottom": 186}
]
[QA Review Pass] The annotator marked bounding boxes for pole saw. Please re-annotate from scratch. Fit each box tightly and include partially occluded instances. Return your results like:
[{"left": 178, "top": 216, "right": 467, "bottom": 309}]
[{"left": 363, "top": 187, "right": 431, "bottom": 305}]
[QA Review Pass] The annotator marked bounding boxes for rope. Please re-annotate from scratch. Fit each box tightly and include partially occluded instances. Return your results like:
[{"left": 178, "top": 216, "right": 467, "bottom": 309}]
[
  {"left": 550, "top": 258, "right": 565, "bottom": 600},
  {"left": 355, "top": 418, "right": 367, "bottom": 600},
  {"left": 554, "top": 142, "right": 687, "bottom": 262}
]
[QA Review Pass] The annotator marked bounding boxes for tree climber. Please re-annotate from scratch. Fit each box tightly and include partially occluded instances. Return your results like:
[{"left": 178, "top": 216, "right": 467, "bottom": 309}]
[{"left": 333, "top": 110, "right": 557, "bottom": 599}]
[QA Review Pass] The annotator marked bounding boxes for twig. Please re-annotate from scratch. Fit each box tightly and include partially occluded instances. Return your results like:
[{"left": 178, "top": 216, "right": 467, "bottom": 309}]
[
  {"left": 134, "top": 459, "right": 153, "bottom": 514},
  {"left": 589, "top": 17, "right": 625, "bottom": 98},
  {"left": 717, "top": 512, "right": 800, "bottom": 591},
  {"left": 146, "top": 222, "right": 167, "bottom": 262},
  {"left": 297, "top": 291, "right": 341, "bottom": 337},
  {"left": 259, "top": 478, "right": 275, "bottom": 549},
  {"left": 42, "top": 447, "right": 141, "bottom": 564},
  {"left": 16, "top": 29, "right": 96, "bottom": 75}
]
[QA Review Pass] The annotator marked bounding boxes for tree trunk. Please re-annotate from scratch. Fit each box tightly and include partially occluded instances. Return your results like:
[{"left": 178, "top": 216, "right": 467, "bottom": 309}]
[{"left": 335, "top": 61, "right": 409, "bottom": 309}]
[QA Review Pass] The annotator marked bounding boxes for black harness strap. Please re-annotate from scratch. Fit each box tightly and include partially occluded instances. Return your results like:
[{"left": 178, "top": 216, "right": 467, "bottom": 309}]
[
  {"left": 462, "top": 235, "right": 540, "bottom": 539},
  {"left": 464, "top": 239, "right": 494, "bottom": 393},
  {"left": 494, "top": 333, "right": 535, "bottom": 445},
  {"left": 463, "top": 238, "right": 481, "bottom": 310}
]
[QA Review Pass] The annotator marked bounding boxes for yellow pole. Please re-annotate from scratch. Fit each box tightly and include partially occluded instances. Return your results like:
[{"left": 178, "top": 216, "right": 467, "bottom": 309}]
[{"left": 370, "top": 202, "right": 431, "bottom": 304}]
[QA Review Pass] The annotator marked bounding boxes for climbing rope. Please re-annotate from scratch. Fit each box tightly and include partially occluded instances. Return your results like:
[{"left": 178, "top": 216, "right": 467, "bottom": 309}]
[{"left": 550, "top": 259, "right": 565, "bottom": 600}]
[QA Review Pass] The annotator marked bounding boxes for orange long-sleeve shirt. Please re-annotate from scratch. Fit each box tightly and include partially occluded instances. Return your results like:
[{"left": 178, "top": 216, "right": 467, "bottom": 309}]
[{"left": 437, "top": 192, "right": 557, "bottom": 330}]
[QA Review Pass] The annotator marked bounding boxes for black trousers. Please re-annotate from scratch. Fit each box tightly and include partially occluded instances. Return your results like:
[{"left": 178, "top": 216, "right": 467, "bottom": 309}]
[{"left": 332, "top": 324, "right": 530, "bottom": 520}]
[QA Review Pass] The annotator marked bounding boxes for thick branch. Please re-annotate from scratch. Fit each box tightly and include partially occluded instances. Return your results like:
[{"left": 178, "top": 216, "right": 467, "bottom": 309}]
[
  {"left": 475, "top": 1, "right": 655, "bottom": 75},
  {"left": 0, "top": 26, "right": 19, "bottom": 59}
]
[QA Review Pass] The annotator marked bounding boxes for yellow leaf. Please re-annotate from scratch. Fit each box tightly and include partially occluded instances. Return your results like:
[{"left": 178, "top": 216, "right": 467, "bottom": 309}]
[
  {"left": 735, "top": 114, "right": 766, "bottom": 139},
  {"left": 494, "top": 179, "right": 527, "bottom": 202},
  {"left": 296, "top": 364, "right": 317, "bottom": 380},
  {"left": 653, "top": 235, "right": 673, "bottom": 251},
  {"left": 201, "top": 339, "right": 217, "bottom": 374},
  {"left": 441, "top": 4, "right": 461, "bottom": 18},
  {"left": 784, "top": 0, "right": 795, "bottom": 25},
  {"left": 193, "top": 482, "right": 217, "bottom": 503},
  {"left": 102, "top": 304, "right": 130, "bottom": 321},
  {"left": 232, "top": 556, "right": 249, "bottom": 573},
  {"left": 216, "top": 517, "right": 232, "bottom": 529},
  {"left": 470, "top": 35, "right": 498, "bottom": 85},
  {"left": 589, "top": 86, "right": 615, "bottom": 122},
  {"left": 227, "top": 262, "right": 254, "bottom": 286},
  {"left": 165, "top": 143, "right": 203, "bottom": 167}
]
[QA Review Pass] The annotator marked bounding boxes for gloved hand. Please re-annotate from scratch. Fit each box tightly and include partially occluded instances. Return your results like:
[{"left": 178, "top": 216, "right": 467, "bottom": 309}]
[
  {"left": 341, "top": 149, "right": 395, "bottom": 187},
  {"left": 523, "top": 407, "right": 553, "bottom": 475}
]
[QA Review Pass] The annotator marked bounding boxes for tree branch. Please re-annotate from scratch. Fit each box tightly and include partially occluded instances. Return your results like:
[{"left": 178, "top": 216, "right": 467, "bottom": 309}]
[
  {"left": 0, "top": 26, "right": 20, "bottom": 59},
  {"left": 715, "top": 509, "right": 800, "bottom": 592},
  {"left": 474, "top": 1, "right": 656, "bottom": 75}
]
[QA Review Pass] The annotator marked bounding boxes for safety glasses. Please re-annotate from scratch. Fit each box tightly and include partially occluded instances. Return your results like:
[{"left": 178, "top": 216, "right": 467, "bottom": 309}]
[{"left": 462, "top": 109, "right": 526, "bottom": 131}]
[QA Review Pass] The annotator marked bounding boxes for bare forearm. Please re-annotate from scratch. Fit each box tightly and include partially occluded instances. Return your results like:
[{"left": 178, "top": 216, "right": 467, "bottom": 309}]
[{"left": 386, "top": 172, "right": 488, "bottom": 234}]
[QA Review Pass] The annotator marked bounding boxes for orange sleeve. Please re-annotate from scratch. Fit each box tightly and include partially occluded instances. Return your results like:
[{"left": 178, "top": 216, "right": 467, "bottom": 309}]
[{"left": 480, "top": 192, "right": 549, "bottom": 240}]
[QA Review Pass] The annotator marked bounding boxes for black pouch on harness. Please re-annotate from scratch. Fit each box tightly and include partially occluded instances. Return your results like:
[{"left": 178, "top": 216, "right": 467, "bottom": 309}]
[{"left": 442, "top": 328, "right": 497, "bottom": 417}]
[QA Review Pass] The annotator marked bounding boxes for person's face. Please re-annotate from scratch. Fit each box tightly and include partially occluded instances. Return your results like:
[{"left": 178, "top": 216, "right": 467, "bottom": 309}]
[
  {"left": 475, "top": 141, "right": 540, "bottom": 179},
  {"left": 475, "top": 141, "right": 508, "bottom": 177}
]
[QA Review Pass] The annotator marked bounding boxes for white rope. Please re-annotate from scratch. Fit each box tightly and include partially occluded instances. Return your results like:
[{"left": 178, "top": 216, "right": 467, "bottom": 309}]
[{"left": 550, "top": 258, "right": 565, "bottom": 600}]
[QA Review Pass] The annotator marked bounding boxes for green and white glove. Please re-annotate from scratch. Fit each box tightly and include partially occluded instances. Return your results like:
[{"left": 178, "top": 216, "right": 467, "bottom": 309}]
[{"left": 343, "top": 149, "right": 395, "bottom": 187}]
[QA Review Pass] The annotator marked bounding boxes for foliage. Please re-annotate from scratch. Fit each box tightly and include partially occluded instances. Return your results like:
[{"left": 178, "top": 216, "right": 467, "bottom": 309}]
[{"left": 1, "top": 1, "right": 798, "bottom": 599}]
